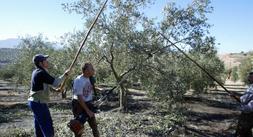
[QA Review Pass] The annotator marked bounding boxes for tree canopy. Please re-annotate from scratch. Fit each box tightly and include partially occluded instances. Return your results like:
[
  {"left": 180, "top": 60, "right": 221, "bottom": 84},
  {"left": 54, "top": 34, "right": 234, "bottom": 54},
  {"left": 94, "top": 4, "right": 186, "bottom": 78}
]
[{"left": 1, "top": 0, "right": 225, "bottom": 111}]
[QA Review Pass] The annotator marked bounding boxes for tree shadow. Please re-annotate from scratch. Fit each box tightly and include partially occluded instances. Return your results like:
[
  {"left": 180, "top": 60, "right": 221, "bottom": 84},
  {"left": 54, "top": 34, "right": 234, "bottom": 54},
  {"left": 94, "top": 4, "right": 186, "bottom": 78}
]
[
  {"left": 183, "top": 96, "right": 238, "bottom": 110},
  {"left": 98, "top": 101, "right": 119, "bottom": 112},
  {"left": 128, "top": 90, "right": 146, "bottom": 96},
  {"left": 205, "top": 91, "right": 243, "bottom": 96},
  {"left": 127, "top": 91, "right": 153, "bottom": 113},
  {"left": 0, "top": 103, "right": 30, "bottom": 124},
  {"left": 180, "top": 90, "right": 242, "bottom": 137},
  {"left": 128, "top": 101, "right": 153, "bottom": 113},
  {"left": 183, "top": 125, "right": 235, "bottom": 137},
  {"left": 185, "top": 110, "right": 239, "bottom": 122}
]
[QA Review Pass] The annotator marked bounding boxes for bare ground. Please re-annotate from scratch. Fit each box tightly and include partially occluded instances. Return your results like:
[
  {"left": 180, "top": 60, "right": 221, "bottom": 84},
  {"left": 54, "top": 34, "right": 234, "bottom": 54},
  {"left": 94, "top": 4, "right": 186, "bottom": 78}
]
[
  {"left": 0, "top": 80, "right": 246, "bottom": 136},
  {"left": 180, "top": 81, "right": 245, "bottom": 137}
]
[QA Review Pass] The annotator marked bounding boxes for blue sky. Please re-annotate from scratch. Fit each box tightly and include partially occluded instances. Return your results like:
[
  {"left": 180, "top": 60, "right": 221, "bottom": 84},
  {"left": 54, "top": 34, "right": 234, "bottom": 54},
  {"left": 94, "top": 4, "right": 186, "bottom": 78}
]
[
  {"left": 208, "top": 1, "right": 253, "bottom": 53},
  {"left": 0, "top": 0, "right": 252, "bottom": 53},
  {"left": 0, "top": 0, "right": 83, "bottom": 41}
]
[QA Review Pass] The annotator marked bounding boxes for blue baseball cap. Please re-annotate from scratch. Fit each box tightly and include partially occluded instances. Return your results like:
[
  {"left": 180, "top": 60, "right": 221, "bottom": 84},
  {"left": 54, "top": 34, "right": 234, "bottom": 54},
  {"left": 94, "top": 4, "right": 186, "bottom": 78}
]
[{"left": 33, "top": 54, "right": 49, "bottom": 65}]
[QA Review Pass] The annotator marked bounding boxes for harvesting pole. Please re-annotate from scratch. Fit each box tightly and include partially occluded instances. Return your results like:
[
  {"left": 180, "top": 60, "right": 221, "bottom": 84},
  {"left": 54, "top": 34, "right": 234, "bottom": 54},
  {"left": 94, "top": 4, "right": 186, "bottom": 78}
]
[
  {"left": 56, "top": 0, "right": 109, "bottom": 92},
  {"left": 159, "top": 32, "right": 241, "bottom": 103}
]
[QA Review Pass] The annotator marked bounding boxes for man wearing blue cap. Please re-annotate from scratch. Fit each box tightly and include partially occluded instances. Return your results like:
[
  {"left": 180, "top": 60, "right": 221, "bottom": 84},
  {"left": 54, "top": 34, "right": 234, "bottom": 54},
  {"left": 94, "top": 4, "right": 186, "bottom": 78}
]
[{"left": 28, "top": 54, "right": 70, "bottom": 137}]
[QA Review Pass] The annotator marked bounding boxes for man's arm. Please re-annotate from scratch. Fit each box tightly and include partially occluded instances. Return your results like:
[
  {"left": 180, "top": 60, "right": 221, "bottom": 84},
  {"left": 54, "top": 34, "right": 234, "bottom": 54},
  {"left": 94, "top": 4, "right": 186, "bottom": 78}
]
[
  {"left": 42, "top": 69, "right": 70, "bottom": 88},
  {"left": 77, "top": 95, "right": 94, "bottom": 118}
]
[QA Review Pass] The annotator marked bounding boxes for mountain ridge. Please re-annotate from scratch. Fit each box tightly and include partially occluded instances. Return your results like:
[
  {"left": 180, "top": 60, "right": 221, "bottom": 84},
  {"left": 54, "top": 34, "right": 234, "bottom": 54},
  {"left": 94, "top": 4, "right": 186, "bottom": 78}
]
[{"left": 0, "top": 38, "right": 21, "bottom": 48}]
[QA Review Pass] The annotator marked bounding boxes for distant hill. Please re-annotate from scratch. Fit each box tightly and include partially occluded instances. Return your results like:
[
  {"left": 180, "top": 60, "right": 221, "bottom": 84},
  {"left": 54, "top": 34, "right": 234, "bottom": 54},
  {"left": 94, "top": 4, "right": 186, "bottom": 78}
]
[
  {"left": 218, "top": 52, "right": 251, "bottom": 69},
  {"left": 0, "top": 38, "right": 21, "bottom": 48},
  {"left": 0, "top": 48, "right": 20, "bottom": 68}
]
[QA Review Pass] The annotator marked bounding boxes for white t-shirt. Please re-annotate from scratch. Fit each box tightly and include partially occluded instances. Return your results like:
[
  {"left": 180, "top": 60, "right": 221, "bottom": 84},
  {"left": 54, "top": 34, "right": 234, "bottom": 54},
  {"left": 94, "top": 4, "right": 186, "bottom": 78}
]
[{"left": 72, "top": 75, "right": 93, "bottom": 102}]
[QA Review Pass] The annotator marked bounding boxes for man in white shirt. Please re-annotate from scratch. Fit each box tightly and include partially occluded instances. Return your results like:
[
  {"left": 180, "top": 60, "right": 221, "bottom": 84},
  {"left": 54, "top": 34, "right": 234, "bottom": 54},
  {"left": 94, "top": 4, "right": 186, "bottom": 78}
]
[
  {"left": 68, "top": 63, "right": 99, "bottom": 137},
  {"left": 236, "top": 72, "right": 253, "bottom": 137}
]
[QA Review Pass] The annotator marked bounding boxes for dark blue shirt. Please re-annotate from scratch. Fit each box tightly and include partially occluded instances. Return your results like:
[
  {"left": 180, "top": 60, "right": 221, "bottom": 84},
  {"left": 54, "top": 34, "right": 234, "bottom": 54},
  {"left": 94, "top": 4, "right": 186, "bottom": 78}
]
[{"left": 31, "top": 67, "right": 55, "bottom": 91}]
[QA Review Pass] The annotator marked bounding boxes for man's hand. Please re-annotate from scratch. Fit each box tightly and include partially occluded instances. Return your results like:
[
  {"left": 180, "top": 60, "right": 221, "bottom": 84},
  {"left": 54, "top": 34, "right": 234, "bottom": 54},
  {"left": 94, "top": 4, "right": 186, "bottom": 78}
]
[{"left": 64, "top": 69, "right": 71, "bottom": 76}]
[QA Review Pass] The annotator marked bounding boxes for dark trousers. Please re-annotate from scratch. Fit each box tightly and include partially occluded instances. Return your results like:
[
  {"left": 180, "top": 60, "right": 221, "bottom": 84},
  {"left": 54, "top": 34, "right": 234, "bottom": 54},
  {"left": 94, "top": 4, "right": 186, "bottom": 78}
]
[
  {"left": 28, "top": 101, "right": 54, "bottom": 137},
  {"left": 72, "top": 100, "right": 99, "bottom": 137},
  {"left": 235, "top": 112, "right": 253, "bottom": 137}
]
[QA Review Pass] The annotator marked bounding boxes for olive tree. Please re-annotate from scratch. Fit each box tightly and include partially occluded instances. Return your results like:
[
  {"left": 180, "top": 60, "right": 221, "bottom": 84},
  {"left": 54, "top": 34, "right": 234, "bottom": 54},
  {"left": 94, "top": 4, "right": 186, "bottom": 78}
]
[
  {"left": 62, "top": 0, "right": 159, "bottom": 111},
  {"left": 239, "top": 53, "right": 253, "bottom": 84},
  {"left": 62, "top": 0, "right": 224, "bottom": 110},
  {"left": 9, "top": 35, "right": 69, "bottom": 95}
]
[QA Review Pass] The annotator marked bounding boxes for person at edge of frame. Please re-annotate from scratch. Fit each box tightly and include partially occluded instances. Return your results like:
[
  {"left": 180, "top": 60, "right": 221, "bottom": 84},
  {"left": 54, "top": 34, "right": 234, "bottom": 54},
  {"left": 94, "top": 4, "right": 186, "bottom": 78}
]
[{"left": 235, "top": 72, "right": 253, "bottom": 137}]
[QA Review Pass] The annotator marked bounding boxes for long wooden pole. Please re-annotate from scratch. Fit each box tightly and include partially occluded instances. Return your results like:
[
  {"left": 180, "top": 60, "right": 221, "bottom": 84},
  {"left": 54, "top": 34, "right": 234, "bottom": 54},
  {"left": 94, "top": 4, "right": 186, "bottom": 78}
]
[
  {"left": 159, "top": 32, "right": 241, "bottom": 103},
  {"left": 56, "top": 0, "right": 109, "bottom": 92}
]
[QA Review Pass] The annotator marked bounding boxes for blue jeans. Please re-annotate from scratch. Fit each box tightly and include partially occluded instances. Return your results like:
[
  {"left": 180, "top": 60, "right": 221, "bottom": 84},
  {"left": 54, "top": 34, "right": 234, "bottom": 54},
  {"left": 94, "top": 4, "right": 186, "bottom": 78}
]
[{"left": 28, "top": 101, "right": 54, "bottom": 137}]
